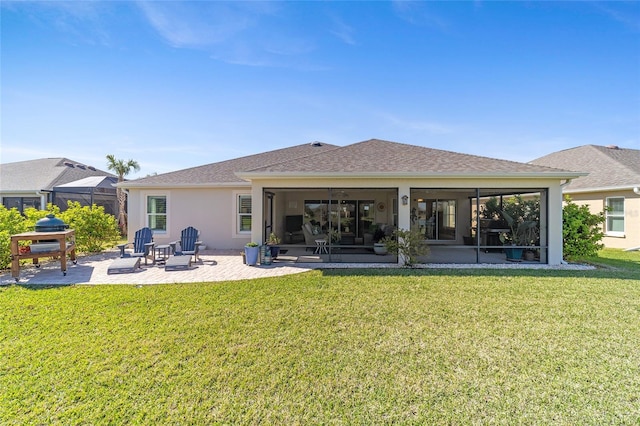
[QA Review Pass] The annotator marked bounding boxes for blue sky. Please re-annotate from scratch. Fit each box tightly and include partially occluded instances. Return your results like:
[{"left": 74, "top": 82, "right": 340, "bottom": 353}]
[{"left": 2, "top": 1, "right": 639, "bottom": 179}]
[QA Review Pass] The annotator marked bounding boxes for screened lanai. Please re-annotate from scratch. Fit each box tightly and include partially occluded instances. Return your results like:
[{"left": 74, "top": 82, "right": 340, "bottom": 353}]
[
  {"left": 261, "top": 187, "right": 547, "bottom": 264},
  {"left": 52, "top": 176, "right": 118, "bottom": 216}
]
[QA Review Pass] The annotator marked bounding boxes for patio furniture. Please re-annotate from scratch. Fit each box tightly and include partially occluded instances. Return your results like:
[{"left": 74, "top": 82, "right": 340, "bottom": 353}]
[
  {"left": 107, "top": 257, "right": 141, "bottom": 274},
  {"left": 165, "top": 255, "right": 192, "bottom": 271},
  {"left": 118, "top": 227, "right": 155, "bottom": 265},
  {"left": 170, "top": 226, "right": 202, "bottom": 262},
  {"left": 302, "top": 223, "right": 328, "bottom": 249},
  {"left": 154, "top": 244, "right": 172, "bottom": 265},
  {"left": 314, "top": 239, "right": 328, "bottom": 254},
  {"left": 10, "top": 229, "right": 77, "bottom": 281}
]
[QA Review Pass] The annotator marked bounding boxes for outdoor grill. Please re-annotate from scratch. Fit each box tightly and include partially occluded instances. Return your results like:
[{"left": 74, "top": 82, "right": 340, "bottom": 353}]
[{"left": 35, "top": 214, "right": 69, "bottom": 232}]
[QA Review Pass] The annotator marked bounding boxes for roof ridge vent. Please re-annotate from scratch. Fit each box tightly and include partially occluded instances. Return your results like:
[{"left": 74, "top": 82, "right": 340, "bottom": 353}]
[
  {"left": 606, "top": 145, "right": 620, "bottom": 149},
  {"left": 88, "top": 166, "right": 96, "bottom": 171},
  {"left": 76, "top": 164, "right": 86, "bottom": 169},
  {"left": 311, "top": 141, "right": 323, "bottom": 147},
  {"left": 63, "top": 162, "right": 74, "bottom": 167}
]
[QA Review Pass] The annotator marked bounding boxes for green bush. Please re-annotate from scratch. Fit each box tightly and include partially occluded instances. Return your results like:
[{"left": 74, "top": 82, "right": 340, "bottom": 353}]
[
  {"left": 0, "top": 206, "right": 30, "bottom": 269},
  {"left": 0, "top": 203, "right": 120, "bottom": 269},
  {"left": 562, "top": 196, "right": 605, "bottom": 258},
  {"left": 59, "top": 202, "right": 120, "bottom": 253},
  {"left": 383, "top": 228, "right": 430, "bottom": 266},
  {"left": 23, "top": 204, "right": 59, "bottom": 230}
]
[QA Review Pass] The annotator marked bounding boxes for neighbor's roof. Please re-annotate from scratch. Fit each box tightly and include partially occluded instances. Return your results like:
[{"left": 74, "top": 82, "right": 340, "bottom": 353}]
[
  {"left": 53, "top": 176, "right": 118, "bottom": 191},
  {"left": 120, "top": 139, "right": 581, "bottom": 188},
  {"left": 530, "top": 145, "right": 640, "bottom": 192},
  {"left": 0, "top": 158, "right": 115, "bottom": 193}
]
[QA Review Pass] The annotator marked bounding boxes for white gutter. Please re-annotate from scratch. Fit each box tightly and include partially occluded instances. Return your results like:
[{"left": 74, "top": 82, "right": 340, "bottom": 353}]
[
  {"left": 565, "top": 184, "right": 640, "bottom": 194},
  {"left": 236, "top": 171, "right": 587, "bottom": 180}
]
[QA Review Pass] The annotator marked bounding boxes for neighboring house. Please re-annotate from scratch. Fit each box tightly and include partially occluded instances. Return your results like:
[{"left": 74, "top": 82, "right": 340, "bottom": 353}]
[
  {"left": 120, "top": 139, "right": 582, "bottom": 265},
  {"left": 530, "top": 145, "right": 640, "bottom": 250},
  {"left": 0, "top": 158, "right": 117, "bottom": 214}
]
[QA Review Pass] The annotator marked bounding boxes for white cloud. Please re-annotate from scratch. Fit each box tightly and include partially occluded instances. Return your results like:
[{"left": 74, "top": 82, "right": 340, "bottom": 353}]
[
  {"left": 136, "top": 1, "right": 316, "bottom": 68},
  {"left": 3, "top": 0, "right": 114, "bottom": 47},
  {"left": 593, "top": 2, "right": 640, "bottom": 32},
  {"left": 328, "top": 15, "right": 357, "bottom": 45},
  {"left": 391, "top": 0, "right": 450, "bottom": 31},
  {"left": 136, "top": 1, "right": 253, "bottom": 49}
]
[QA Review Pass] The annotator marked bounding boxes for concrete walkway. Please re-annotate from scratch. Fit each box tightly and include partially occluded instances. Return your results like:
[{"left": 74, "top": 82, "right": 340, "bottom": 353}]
[{"left": 0, "top": 250, "right": 314, "bottom": 286}]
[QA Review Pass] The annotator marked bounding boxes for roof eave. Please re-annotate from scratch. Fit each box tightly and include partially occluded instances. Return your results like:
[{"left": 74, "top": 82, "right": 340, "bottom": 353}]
[
  {"left": 236, "top": 171, "right": 587, "bottom": 180},
  {"left": 118, "top": 181, "right": 250, "bottom": 189}
]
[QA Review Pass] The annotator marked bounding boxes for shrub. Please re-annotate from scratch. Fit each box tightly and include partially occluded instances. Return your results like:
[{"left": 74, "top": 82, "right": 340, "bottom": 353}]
[
  {"left": 0, "top": 202, "right": 120, "bottom": 267},
  {"left": 383, "top": 228, "right": 430, "bottom": 267},
  {"left": 562, "top": 196, "right": 605, "bottom": 258},
  {"left": 0, "top": 206, "right": 30, "bottom": 269},
  {"left": 60, "top": 202, "right": 120, "bottom": 253}
]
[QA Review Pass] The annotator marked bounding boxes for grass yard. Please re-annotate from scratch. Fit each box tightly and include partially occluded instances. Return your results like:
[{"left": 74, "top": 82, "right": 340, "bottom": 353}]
[{"left": 1, "top": 250, "right": 639, "bottom": 424}]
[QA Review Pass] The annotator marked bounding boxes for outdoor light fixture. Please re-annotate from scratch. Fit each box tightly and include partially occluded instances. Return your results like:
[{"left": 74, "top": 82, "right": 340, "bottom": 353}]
[{"left": 401, "top": 195, "right": 409, "bottom": 205}]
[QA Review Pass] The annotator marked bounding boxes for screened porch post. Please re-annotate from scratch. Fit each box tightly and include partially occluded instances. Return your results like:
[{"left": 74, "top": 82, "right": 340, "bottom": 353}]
[
  {"left": 397, "top": 185, "right": 410, "bottom": 231},
  {"left": 476, "top": 188, "right": 480, "bottom": 264},
  {"left": 251, "top": 184, "right": 264, "bottom": 245}
]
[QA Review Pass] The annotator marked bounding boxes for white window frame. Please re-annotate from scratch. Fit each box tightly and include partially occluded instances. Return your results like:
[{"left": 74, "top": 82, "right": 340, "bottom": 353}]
[
  {"left": 235, "top": 192, "right": 252, "bottom": 236},
  {"left": 605, "top": 196, "right": 625, "bottom": 237},
  {"left": 146, "top": 194, "right": 168, "bottom": 234}
]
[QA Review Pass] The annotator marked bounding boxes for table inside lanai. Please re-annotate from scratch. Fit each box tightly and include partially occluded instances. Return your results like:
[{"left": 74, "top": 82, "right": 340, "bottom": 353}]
[{"left": 10, "top": 229, "right": 77, "bottom": 281}]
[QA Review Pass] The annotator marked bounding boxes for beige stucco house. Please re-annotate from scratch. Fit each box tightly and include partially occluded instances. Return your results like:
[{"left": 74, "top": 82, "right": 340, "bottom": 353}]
[
  {"left": 531, "top": 144, "right": 640, "bottom": 251},
  {"left": 120, "top": 139, "right": 584, "bottom": 265}
]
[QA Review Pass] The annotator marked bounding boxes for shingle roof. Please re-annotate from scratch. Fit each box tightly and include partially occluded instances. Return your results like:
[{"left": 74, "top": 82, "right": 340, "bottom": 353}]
[
  {"left": 0, "top": 158, "right": 115, "bottom": 192},
  {"left": 530, "top": 145, "right": 640, "bottom": 191},
  {"left": 121, "top": 142, "right": 339, "bottom": 187},
  {"left": 120, "top": 139, "right": 580, "bottom": 188},
  {"left": 241, "top": 139, "right": 576, "bottom": 177}
]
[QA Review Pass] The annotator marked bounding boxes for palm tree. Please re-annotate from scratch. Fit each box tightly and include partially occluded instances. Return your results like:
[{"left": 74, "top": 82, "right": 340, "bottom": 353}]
[{"left": 106, "top": 154, "right": 140, "bottom": 234}]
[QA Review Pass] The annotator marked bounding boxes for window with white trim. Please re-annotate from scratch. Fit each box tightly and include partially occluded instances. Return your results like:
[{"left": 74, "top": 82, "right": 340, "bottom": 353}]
[
  {"left": 605, "top": 197, "right": 624, "bottom": 236},
  {"left": 238, "top": 194, "right": 252, "bottom": 233},
  {"left": 147, "top": 195, "right": 167, "bottom": 232}
]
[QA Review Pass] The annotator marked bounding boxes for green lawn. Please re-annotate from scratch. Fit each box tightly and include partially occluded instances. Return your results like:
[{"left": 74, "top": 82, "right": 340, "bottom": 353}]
[{"left": 1, "top": 251, "right": 639, "bottom": 424}]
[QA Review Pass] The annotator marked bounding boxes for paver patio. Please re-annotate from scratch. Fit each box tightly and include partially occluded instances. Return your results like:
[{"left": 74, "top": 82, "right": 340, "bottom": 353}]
[{"left": 1, "top": 248, "right": 593, "bottom": 286}]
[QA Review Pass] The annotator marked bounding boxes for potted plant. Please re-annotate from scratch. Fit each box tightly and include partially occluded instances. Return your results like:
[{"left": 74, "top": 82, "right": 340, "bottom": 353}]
[
  {"left": 372, "top": 226, "right": 388, "bottom": 255},
  {"left": 266, "top": 232, "right": 281, "bottom": 259},
  {"left": 499, "top": 210, "right": 538, "bottom": 262},
  {"left": 244, "top": 242, "right": 260, "bottom": 266}
]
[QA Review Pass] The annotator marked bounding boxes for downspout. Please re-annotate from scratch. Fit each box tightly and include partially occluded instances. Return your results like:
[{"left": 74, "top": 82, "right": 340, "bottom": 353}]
[{"left": 36, "top": 190, "right": 49, "bottom": 210}]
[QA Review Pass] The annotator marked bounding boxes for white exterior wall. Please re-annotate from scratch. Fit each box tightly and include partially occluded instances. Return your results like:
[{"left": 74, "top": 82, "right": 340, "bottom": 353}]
[
  {"left": 127, "top": 186, "right": 252, "bottom": 250},
  {"left": 126, "top": 175, "right": 570, "bottom": 264}
]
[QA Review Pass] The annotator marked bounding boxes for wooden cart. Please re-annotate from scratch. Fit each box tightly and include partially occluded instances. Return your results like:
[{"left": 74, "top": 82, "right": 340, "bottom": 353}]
[{"left": 10, "top": 230, "right": 77, "bottom": 281}]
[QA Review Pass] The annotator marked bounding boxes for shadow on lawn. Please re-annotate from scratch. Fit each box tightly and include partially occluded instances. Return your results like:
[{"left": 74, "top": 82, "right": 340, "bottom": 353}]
[{"left": 320, "top": 261, "right": 640, "bottom": 281}]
